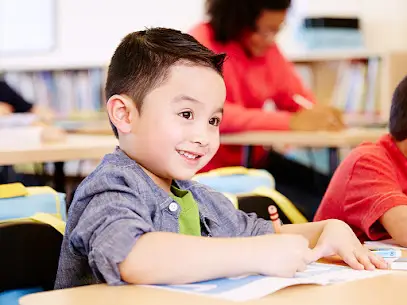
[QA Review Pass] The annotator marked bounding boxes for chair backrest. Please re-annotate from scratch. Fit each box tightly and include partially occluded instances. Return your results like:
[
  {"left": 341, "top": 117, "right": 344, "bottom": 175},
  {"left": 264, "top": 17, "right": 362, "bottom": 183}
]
[
  {"left": 0, "top": 184, "right": 67, "bottom": 222},
  {"left": 194, "top": 167, "right": 308, "bottom": 224},
  {"left": 193, "top": 167, "right": 275, "bottom": 194},
  {"left": 0, "top": 221, "right": 63, "bottom": 292}
]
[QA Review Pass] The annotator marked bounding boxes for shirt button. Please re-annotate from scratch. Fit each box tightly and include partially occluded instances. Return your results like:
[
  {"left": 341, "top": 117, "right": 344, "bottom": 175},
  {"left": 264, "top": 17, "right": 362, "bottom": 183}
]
[{"left": 169, "top": 202, "right": 178, "bottom": 212}]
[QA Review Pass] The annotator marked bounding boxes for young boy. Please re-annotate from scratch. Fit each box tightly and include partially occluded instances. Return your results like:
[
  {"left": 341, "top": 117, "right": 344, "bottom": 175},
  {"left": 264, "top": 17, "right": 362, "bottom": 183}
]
[
  {"left": 315, "top": 75, "right": 407, "bottom": 247},
  {"left": 54, "top": 28, "right": 385, "bottom": 289}
]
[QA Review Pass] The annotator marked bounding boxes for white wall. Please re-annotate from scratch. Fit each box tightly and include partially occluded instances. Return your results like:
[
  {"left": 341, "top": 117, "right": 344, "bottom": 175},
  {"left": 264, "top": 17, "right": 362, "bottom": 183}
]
[
  {"left": 1, "top": 0, "right": 206, "bottom": 70},
  {"left": 2, "top": 0, "right": 407, "bottom": 70}
]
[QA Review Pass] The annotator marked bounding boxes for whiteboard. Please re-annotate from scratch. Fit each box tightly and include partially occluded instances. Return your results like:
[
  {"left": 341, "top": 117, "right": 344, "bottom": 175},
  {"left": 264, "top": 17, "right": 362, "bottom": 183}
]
[{"left": 0, "top": 0, "right": 56, "bottom": 55}]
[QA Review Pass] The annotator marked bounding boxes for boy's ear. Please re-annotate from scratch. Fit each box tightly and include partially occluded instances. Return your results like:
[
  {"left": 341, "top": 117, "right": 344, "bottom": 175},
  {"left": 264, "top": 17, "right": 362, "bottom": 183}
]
[{"left": 106, "top": 94, "right": 139, "bottom": 134}]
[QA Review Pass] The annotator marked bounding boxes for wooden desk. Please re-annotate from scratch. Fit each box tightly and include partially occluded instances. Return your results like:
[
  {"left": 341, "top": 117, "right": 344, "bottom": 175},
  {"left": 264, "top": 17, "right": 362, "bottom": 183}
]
[
  {"left": 65, "top": 121, "right": 386, "bottom": 148},
  {"left": 220, "top": 128, "right": 387, "bottom": 147},
  {"left": 19, "top": 272, "right": 407, "bottom": 305},
  {"left": 0, "top": 134, "right": 117, "bottom": 166},
  {"left": 221, "top": 128, "right": 388, "bottom": 173},
  {"left": 0, "top": 134, "right": 117, "bottom": 192},
  {"left": 0, "top": 127, "right": 385, "bottom": 187}
]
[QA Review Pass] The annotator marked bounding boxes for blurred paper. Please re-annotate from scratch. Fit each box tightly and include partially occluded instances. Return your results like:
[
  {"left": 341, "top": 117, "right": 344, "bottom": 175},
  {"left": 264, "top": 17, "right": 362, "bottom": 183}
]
[
  {"left": 147, "top": 263, "right": 390, "bottom": 302},
  {"left": 365, "top": 239, "right": 407, "bottom": 251}
]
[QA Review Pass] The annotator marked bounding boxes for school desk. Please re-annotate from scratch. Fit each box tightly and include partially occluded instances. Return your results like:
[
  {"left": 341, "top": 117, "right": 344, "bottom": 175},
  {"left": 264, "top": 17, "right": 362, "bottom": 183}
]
[
  {"left": 0, "top": 134, "right": 117, "bottom": 192},
  {"left": 221, "top": 128, "right": 387, "bottom": 174},
  {"left": 18, "top": 272, "right": 407, "bottom": 305},
  {"left": 65, "top": 122, "right": 387, "bottom": 174},
  {"left": 0, "top": 134, "right": 117, "bottom": 165},
  {"left": 59, "top": 125, "right": 386, "bottom": 177},
  {"left": 18, "top": 251, "right": 407, "bottom": 305},
  {"left": 67, "top": 122, "right": 386, "bottom": 173}
]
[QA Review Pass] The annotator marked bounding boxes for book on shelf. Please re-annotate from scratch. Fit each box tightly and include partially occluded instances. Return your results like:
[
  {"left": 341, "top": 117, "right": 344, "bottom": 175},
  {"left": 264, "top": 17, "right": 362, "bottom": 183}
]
[
  {"left": 3, "top": 68, "right": 106, "bottom": 117},
  {"left": 294, "top": 57, "right": 383, "bottom": 123}
]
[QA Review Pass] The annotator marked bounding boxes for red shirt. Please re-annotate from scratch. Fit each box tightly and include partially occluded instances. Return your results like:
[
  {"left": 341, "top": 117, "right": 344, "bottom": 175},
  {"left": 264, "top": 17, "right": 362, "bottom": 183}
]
[
  {"left": 189, "top": 23, "right": 315, "bottom": 171},
  {"left": 314, "top": 134, "right": 407, "bottom": 242}
]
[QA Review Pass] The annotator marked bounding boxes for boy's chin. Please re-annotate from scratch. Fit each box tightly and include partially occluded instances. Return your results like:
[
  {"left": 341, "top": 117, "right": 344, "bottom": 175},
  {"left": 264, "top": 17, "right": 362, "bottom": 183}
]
[
  {"left": 172, "top": 171, "right": 198, "bottom": 181},
  {"left": 172, "top": 166, "right": 205, "bottom": 181}
]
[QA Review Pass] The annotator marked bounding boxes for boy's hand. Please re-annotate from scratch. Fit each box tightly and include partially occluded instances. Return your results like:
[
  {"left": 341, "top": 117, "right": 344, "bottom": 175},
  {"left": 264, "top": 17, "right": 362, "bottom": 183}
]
[
  {"left": 309, "top": 220, "right": 388, "bottom": 270},
  {"left": 252, "top": 234, "right": 313, "bottom": 277}
]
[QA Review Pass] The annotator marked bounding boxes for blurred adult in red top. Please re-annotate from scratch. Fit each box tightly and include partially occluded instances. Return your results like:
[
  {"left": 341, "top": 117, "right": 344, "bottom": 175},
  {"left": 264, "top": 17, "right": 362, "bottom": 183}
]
[{"left": 190, "top": 0, "right": 344, "bottom": 220}]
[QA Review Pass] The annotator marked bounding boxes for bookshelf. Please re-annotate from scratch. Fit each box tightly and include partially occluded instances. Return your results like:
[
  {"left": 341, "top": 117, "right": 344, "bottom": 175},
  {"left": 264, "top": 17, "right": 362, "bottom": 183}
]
[
  {"left": 290, "top": 50, "right": 407, "bottom": 126},
  {"left": 2, "top": 67, "right": 107, "bottom": 118},
  {"left": 2, "top": 50, "right": 407, "bottom": 125}
]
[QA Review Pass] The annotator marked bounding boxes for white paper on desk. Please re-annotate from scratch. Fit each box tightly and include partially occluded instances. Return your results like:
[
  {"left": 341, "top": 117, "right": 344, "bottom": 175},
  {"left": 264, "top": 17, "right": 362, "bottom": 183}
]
[
  {"left": 364, "top": 239, "right": 407, "bottom": 251},
  {"left": 0, "top": 126, "right": 43, "bottom": 149},
  {"left": 147, "top": 263, "right": 390, "bottom": 302},
  {"left": 0, "top": 114, "right": 38, "bottom": 128}
]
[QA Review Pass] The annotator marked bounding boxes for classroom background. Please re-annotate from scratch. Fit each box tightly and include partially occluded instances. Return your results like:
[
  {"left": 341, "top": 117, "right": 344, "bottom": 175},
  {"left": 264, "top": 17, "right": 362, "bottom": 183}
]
[
  {"left": 2, "top": 0, "right": 406, "bottom": 177},
  {"left": 2, "top": 1, "right": 407, "bottom": 304},
  {"left": 3, "top": 0, "right": 407, "bottom": 122}
]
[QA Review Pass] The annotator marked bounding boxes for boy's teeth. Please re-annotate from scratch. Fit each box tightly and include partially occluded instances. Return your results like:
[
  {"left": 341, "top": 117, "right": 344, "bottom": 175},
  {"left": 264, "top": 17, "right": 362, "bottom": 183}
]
[{"left": 179, "top": 150, "right": 198, "bottom": 159}]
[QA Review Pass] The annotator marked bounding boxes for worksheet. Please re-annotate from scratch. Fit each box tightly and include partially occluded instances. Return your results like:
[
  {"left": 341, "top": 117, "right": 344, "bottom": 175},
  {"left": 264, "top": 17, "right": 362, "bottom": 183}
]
[
  {"left": 147, "top": 263, "right": 390, "bottom": 302},
  {"left": 365, "top": 239, "right": 407, "bottom": 251}
]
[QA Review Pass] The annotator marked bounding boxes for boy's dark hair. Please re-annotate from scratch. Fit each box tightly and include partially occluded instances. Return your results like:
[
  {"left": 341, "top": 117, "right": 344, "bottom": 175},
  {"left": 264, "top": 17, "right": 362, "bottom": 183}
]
[
  {"left": 105, "top": 27, "right": 226, "bottom": 138},
  {"left": 206, "top": 0, "right": 291, "bottom": 43},
  {"left": 390, "top": 75, "right": 407, "bottom": 141}
]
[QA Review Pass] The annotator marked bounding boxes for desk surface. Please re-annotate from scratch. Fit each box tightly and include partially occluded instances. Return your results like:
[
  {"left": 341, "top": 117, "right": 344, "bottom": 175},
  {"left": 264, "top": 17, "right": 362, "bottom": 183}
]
[
  {"left": 19, "top": 272, "right": 407, "bottom": 305},
  {"left": 0, "top": 134, "right": 117, "bottom": 165},
  {"left": 221, "top": 128, "right": 387, "bottom": 147},
  {"left": 0, "top": 128, "right": 387, "bottom": 166},
  {"left": 68, "top": 121, "right": 387, "bottom": 148}
]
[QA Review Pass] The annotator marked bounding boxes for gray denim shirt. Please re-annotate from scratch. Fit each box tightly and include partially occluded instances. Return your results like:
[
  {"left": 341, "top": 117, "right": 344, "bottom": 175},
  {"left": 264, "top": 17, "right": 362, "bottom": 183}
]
[{"left": 54, "top": 147, "right": 274, "bottom": 289}]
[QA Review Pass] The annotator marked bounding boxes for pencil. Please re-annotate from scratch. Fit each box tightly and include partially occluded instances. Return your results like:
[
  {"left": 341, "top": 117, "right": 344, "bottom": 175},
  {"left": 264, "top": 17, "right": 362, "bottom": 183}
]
[
  {"left": 268, "top": 205, "right": 281, "bottom": 233},
  {"left": 293, "top": 94, "right": 314, "bottom": 110}
]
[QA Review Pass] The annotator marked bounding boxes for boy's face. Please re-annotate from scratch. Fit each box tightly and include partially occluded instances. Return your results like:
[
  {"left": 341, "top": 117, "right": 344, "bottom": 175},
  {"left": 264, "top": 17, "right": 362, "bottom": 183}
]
[{"left": 116, "top": 64, "right": 226, "bottom": 186}]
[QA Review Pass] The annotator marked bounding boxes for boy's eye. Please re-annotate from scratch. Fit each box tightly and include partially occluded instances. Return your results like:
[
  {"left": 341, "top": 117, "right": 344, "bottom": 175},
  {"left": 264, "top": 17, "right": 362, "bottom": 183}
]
[
  {"left": 178, "top": 111, "right": 193, "bottom": 120},
  {"left": 209, "top": 117, "right": 221, "bottom": 126}
]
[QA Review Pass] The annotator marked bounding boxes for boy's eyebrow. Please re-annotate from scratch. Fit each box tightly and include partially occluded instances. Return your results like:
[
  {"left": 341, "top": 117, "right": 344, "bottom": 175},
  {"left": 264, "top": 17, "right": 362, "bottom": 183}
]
[
  {"left": 172, "top": 94, "right": 224, "bottom": 114},
  {"left": 172, "top": 94, "right": 203, "bottom": 104}
]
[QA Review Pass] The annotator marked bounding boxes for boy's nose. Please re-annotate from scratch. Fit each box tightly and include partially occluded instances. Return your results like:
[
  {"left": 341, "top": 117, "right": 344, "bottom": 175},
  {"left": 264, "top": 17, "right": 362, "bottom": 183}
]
[
  {"left": 191, "top": 132, "right": 209, "bottom": 147},
  {"left": 192, "top": 137, "right": 209, "bottom": 147}
]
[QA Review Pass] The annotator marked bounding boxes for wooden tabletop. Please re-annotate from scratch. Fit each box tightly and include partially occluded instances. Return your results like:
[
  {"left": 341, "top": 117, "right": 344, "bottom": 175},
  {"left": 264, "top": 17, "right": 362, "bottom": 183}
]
[
  {"left": 0, "top": 127, "right": 388, "bottom": 166},
  {"left": 0, "top": 134, "right": 117, "bottom": 165},
  {"left": 220, "top": 128, "right": 388, "bottom": 147},
  {"left": 63, "top": 120, "right": 387, "bottom": 149},
  {"left": 19, "top": 272, "right": 407, "bottom": 305}
]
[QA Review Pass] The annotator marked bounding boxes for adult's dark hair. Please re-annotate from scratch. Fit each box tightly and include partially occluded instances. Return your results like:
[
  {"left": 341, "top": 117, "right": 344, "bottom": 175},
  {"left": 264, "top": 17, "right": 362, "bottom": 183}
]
[
  {"left": 206, "top": 0, "right": 291, "bottom": 43},
  {"left": 390, "top": 75, "right": 407, "bottom": 141},
  {"left": 105, "top": 27, "right": 226, "bottom": 138}
]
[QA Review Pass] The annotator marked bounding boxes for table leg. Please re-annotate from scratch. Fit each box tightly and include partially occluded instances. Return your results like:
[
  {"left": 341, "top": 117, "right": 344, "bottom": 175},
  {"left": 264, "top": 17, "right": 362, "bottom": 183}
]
[
  {"left": 242, "top": 145, "right": 254, "bottom": 168},
  {"left": 0, "top": 165, "right": 14, "bottom": 184},
  {"left": 328, "top": 147, "right": 340, "bottom": 175},
  {"left": 54, "top": 162, "right": 66, "bottom": 193}
]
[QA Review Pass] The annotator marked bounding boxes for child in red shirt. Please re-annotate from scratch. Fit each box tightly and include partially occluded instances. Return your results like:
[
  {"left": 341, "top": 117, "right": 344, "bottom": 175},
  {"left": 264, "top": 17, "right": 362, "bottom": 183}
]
[
  {"left": 190, "top": 0, "right": 344, "bottom": 220},
  {"left": 315, "top": 75, "right": 407, "bottom": 246}
]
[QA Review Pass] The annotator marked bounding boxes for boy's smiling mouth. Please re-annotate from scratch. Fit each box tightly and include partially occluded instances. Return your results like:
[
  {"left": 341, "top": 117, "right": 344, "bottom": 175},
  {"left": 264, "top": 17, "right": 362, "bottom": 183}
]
[{"left": 176, "top": 149, "right": 204, "bottom": 160}]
